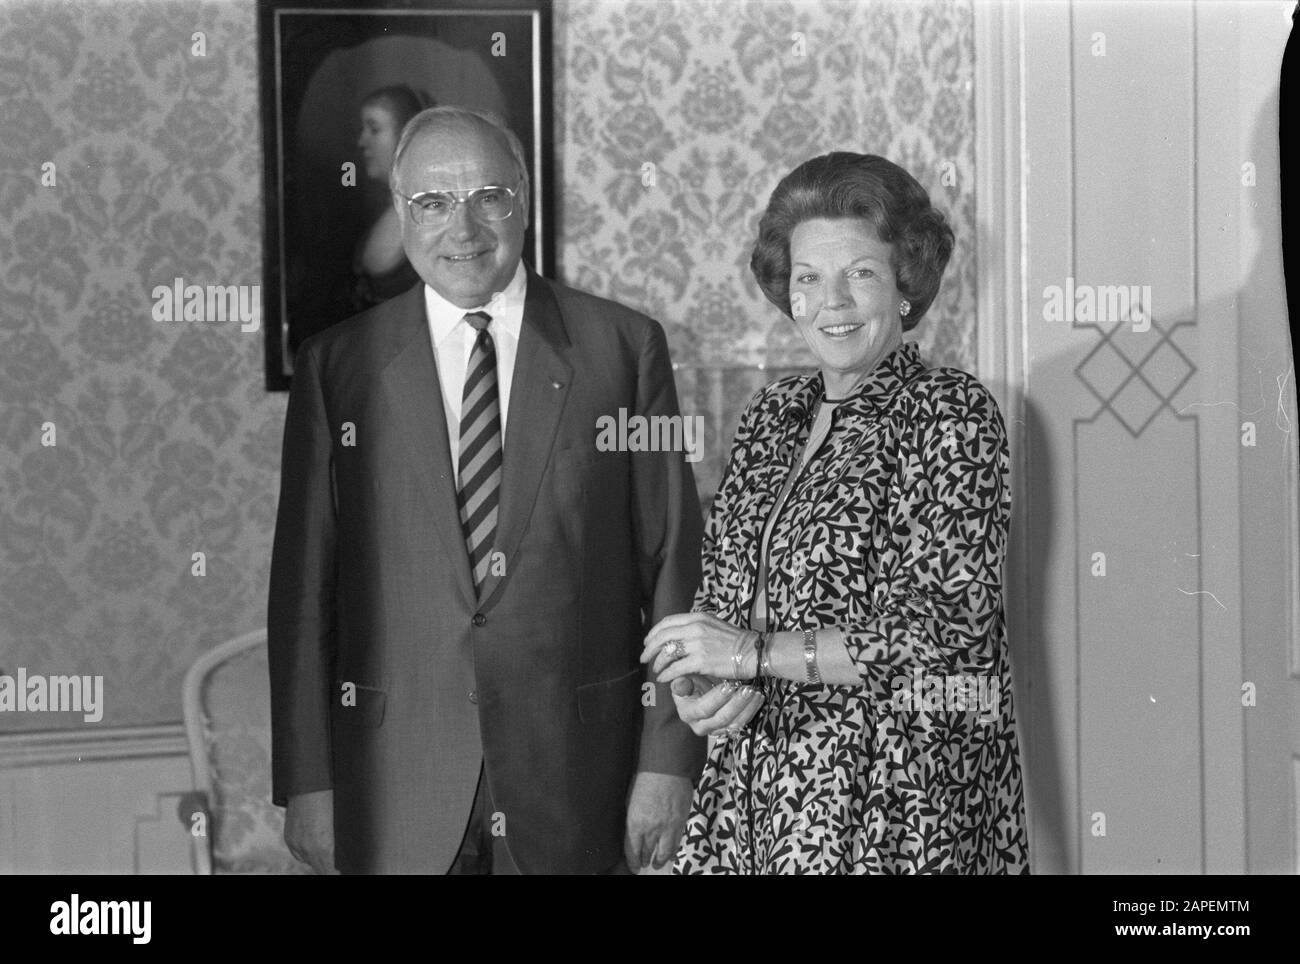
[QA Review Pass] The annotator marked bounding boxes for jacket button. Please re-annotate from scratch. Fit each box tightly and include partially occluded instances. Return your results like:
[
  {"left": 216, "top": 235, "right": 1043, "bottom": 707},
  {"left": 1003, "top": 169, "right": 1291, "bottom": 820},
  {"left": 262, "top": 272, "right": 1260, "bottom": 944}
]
[
  {"left": 468, "top": 691, "right": 478, "bottom": 704},
  {"left": 472, "top": 613, "right": 486, "bottom": 627}
]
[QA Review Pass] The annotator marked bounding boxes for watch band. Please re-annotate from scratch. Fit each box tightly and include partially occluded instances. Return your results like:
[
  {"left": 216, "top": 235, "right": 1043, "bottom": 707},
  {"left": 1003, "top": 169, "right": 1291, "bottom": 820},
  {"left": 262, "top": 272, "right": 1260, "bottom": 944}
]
[{"left": 803, "top": 628, "right": 821, "bottom": 684}]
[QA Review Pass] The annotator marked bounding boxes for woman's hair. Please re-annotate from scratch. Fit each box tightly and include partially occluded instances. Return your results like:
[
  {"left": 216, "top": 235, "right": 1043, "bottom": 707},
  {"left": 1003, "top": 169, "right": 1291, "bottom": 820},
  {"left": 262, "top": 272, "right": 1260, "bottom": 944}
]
[
  {"left": 360, "top": 85, "right": 430, "bottom": 133},
  {"left": 750, "top": 152, "right": 954, "bottom": 331}
]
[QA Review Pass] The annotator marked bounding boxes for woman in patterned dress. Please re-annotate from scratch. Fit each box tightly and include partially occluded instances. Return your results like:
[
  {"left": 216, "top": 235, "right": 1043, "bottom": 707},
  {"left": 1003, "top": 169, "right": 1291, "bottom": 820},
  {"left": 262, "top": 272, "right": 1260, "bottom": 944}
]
[{"left": 643, "top": 152, "right": 1029, "bottom": 874}]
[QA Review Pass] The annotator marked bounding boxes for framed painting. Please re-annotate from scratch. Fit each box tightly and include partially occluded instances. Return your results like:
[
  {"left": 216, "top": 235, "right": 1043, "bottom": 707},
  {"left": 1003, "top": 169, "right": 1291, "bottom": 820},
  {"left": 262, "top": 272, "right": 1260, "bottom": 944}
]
[{"left": 258, "top": 0, "right": 554, "bottom": 389}]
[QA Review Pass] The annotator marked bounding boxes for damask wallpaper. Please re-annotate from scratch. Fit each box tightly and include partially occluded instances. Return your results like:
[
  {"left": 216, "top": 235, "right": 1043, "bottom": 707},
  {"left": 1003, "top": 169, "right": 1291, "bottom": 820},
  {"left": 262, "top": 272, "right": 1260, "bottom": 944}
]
[{"left": 0, "top": 0, "right": 975, "bottom": 730}]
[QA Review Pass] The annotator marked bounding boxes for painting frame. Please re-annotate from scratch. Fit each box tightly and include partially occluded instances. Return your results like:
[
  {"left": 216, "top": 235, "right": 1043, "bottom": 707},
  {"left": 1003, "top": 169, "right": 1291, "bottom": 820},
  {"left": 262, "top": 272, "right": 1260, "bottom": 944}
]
[{"left": 258, "top": 0, "right": 555, "bottom": 390}]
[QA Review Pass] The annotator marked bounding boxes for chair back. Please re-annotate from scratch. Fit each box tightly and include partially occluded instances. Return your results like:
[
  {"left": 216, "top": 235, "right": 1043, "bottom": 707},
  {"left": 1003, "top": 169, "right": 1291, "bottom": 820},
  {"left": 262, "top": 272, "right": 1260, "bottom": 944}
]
[{"left": 182, "top": 629, "right": 312, "bottom": 874}]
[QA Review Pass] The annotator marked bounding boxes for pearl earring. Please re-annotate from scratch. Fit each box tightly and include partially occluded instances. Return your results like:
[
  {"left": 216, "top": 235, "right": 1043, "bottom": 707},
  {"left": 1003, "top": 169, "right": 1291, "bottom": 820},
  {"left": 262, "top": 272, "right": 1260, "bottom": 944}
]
[{"left": 899, "top": 300, "right": 912, "bottom": 317}]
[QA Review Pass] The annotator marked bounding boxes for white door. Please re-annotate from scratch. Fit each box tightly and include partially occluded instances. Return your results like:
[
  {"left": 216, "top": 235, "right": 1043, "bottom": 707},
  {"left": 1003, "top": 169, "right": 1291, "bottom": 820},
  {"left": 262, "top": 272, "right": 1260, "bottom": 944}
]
[{"left": 974, "top": 0, "right": 1298, "bottom": 874}]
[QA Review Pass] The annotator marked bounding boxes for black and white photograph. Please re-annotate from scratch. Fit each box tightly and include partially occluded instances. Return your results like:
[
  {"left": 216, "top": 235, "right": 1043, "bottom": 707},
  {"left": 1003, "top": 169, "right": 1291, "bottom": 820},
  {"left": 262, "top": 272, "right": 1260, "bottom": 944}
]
[{"left": 0, "top": 0, "right": 1296, "bottom": 921}]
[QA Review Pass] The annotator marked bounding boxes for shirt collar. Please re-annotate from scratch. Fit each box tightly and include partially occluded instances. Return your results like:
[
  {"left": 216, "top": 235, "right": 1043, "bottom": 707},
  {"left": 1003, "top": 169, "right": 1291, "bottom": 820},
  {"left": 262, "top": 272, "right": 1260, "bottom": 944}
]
[
  {"left": 782, "top": 340, "right": 927, "bottom": 424},
  {"left": 424, "top": 261, "right": 527, "bottom": 346}
]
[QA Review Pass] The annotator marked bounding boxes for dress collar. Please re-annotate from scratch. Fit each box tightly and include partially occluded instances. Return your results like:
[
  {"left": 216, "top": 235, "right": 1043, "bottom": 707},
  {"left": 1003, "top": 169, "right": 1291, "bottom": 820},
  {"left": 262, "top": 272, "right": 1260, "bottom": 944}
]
[{"left": 778, "top": 340, "right": 927, "bottom": 425}]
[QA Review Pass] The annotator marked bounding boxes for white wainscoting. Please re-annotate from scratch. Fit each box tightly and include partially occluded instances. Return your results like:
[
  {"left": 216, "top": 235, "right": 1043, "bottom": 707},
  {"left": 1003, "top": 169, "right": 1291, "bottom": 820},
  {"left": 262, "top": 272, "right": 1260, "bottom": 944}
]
[{"left": 0, "top": 725, "right": 195, "bottom": 874}]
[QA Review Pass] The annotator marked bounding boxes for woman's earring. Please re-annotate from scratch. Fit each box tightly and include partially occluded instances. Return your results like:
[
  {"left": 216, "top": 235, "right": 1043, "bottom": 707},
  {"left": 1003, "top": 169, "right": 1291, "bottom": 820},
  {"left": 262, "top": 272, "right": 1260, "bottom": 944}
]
[{"left": 899, "top": 300, "right": 912, "bottom": 317}]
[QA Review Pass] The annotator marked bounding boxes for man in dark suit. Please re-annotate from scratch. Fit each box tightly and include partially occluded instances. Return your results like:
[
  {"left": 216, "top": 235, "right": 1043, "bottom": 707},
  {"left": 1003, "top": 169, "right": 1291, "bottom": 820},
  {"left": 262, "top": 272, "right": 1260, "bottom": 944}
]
[{"left": 268, "top": 106, "right": 705, "bottom": 874}]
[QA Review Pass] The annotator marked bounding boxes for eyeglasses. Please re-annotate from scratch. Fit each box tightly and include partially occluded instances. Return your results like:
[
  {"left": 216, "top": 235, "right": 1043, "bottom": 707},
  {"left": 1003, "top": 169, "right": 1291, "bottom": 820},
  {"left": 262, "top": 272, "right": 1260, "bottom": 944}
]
[{"left": 393, "top": 180, "right": 522, "bottom": 226}]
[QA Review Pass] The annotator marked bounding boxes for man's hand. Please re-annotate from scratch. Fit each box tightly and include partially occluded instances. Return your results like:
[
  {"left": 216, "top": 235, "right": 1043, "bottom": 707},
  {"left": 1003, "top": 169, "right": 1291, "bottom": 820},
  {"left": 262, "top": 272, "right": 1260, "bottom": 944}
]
[
  {"left": 284, "top": 788, "right": 339, "bottom": 875},
  {"left": 624, "top": 771, "right": 693, "bottom": 872}
]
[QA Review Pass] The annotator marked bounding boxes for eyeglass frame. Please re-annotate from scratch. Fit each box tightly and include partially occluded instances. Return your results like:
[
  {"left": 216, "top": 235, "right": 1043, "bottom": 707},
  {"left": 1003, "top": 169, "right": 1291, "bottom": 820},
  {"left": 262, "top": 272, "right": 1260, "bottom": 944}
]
[{"left": 391, "top": 178, "right": 525, "bottom": 227}]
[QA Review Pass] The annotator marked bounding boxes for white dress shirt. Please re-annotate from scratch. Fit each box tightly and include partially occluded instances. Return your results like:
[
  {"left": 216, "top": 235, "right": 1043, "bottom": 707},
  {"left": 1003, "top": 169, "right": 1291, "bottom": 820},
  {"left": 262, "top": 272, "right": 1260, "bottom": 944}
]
[{"left": 424, "top": 262, "right": 527, "bottom": 486}]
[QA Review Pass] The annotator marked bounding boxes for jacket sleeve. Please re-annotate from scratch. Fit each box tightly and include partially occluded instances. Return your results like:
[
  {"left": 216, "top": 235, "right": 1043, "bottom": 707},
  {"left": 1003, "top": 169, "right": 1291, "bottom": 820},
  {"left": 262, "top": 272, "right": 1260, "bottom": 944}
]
[
  {"left": 836, "top": 378, "right": 1012, "bottom": 699},
  {"left": 628, "top": 319, "right": 707, "bottom": 779},
  {"left": 267, "top": 339, "right": 338, "bottom": 806}
]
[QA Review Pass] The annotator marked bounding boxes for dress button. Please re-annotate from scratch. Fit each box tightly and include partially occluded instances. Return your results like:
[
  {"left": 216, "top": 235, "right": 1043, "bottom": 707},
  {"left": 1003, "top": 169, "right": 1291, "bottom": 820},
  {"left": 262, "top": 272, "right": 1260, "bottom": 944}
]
[
  {"left": 468, "top": 691, "right": 479, "bottom": 704},
  {"left": 472, "top": 613, "right": 486, "bottom": 627}
]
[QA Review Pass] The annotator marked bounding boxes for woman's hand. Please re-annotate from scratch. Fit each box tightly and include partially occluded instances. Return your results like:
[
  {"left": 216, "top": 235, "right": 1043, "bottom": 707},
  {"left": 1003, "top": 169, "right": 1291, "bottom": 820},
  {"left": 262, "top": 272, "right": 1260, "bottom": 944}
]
[
  {"left": 642, "top": 612, "right": 754, "bottom": 682},
  {"left": 669, "top": 675, "right": 765, "bottom": 737}
]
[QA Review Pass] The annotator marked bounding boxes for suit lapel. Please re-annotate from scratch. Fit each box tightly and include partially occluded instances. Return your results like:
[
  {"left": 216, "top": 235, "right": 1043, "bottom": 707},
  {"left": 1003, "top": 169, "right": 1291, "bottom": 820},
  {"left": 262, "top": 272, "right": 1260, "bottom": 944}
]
[
  {"left": 376, "top": 284, "right": 477, "bottom": 611},
  {"left": 476, "top": 271, "right": 573, "bottom": 610}
]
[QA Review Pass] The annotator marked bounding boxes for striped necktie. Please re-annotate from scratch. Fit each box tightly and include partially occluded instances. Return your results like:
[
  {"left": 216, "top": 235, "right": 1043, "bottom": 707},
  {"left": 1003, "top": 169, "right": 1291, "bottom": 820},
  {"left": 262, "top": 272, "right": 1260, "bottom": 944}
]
[{"left": 457, "top": 311, "right": 501, "bottom": 595}]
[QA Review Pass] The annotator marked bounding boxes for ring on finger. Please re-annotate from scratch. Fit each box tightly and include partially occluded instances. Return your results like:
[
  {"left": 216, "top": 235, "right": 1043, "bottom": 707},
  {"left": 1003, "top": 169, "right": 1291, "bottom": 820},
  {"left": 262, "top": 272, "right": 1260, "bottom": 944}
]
[{"left": 665, "top": 639, "right": 687, "bottom": 661}]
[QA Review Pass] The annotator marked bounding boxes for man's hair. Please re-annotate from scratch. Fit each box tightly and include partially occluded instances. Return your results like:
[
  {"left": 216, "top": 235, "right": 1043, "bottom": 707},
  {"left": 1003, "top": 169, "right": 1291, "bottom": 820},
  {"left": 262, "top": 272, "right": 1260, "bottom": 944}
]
[
  {"left": 361, "top": 84, "right": 429, "bottom": 132},
  {"left": 750, "top": 152, "right": 954, "bottom": 332},
  {"left": 389, "top": 106, "right": 529, "bottom": 193}
]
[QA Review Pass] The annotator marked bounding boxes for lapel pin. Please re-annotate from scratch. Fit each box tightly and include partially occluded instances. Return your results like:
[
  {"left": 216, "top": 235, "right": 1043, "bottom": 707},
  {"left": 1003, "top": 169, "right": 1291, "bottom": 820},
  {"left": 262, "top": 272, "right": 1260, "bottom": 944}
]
[{"left": 551, "top": 379, "right": 564, "bottom": 389}]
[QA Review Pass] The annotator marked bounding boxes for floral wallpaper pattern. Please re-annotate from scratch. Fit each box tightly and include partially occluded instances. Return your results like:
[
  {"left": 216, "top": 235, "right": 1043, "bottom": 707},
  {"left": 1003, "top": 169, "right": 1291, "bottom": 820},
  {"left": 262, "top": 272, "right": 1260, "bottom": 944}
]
[
  {"left": 0, "top": 0, "right": 975, "bottom": 729},
  {"left": 1, "top": 0, "right": 273, "bottom": 731}
]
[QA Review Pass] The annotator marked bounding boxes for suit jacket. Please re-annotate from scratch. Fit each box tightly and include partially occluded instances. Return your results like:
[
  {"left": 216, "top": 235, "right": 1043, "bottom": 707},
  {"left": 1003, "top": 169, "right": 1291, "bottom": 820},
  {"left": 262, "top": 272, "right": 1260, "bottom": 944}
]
[{"left": 267, "top": 271, "right": 706, "bottom": 873}]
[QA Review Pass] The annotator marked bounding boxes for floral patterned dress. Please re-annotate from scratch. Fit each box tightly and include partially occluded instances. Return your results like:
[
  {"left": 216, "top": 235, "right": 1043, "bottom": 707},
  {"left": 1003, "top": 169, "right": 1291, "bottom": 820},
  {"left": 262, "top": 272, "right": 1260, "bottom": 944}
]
[{"left": 673, "top": 340, "right": 1030, "bottom": 874}]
